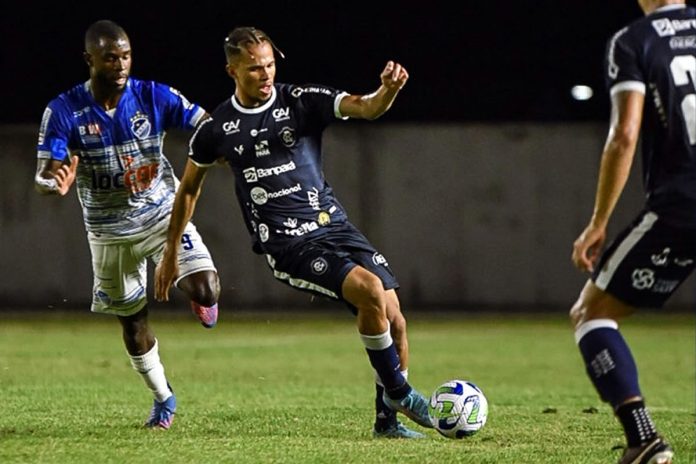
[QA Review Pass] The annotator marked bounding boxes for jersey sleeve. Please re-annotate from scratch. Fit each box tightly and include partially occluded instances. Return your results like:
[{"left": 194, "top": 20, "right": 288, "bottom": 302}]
[
  {"left": 605, "top": 27, "right": 646, "bottom": 96},
  {"left": 154, "top": 83, "right": 207, "bottom": 130},
  {"left": 293, "top": 84, "right": 347, "bottom": 129},
  {"left": 36, "top": 98, "right": 73, "bottom": 162},
  {"left": 188, "top": 117, "right": 219, "bottom": 167}
]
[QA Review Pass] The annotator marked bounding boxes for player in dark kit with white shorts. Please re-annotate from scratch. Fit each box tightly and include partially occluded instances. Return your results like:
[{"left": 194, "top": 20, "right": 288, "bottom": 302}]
[
  {"left": 570, "top": 1, "right": 696, "bottom": 463},
  {"left": 155, "top": 27, "right": 433, "bottom": 438}
]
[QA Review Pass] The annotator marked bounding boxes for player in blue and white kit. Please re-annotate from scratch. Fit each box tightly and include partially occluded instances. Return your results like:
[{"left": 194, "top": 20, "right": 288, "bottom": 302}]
[
  {"left": 34, "top": 20, "right": 221, "bottom": 430},
  {"left": 155, "top": 27, "right": 432, "bottom": 438},
  {"left": 570, "top": 1, "right": 695, "bottom": 462}
]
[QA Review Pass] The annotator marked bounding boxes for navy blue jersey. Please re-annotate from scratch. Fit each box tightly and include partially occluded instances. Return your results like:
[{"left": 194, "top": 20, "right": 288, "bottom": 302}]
[
  {"left": 37, "top": 78, "right": 206, "bottom": 236},
  {"left": 605, "top": 4, "right": 696, "bottom": 227},
  {"left": 189, "top": 83, "right": 350, "bottom": 254}
]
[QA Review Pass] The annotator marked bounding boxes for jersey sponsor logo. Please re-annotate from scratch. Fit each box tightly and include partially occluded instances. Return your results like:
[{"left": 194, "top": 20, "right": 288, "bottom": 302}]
[
  {"left": 279, "top": 126, "right": 296, "bottom": 147},
  {"left": 255, "top": 140, "right": 271, "bottom": 157},
  {"left": 38, "top": 107, "right": 52, "bottom": 146},
  {"left": 258, "top": 223, "right": 270, "bottom": 243},
  {"left": 234, "top": 145, "right": 244, "bottom": 155},
  {"left": 674, "top": 257, "right": 694, "bottom": 267},
  {"left": 277, "top": 219, "right": 319, "bottom": 237},
  {"left": 223, "top": 119, "right": 241, "bottom": 134},
  {"left": 652, "top": 278, "right": 680, "bottom": 293},
  {"left": 650, "top": 248, "right": 671, "bottom": 266},
  {"left": 90, "top": 162, "right": 159, "bottom": 193},
  {"left": 79, "top": 123, "right": 102, "bottom": 136},
  {"left": 272, "top": 107, "right": 290, "bottom": 122},
  {"left": 310, "top": 257, "right": 328, "bottom": 275},
  {"left": 317, "top": 211, "right": 331, "bottom": 226},
  {"left": 372, "top": 252, "right": 389, "bottom": 267},
  {"left": 308, "top": 187, "right": 320, "bottom": 210},
  {"left": 250, "top": 183, "right": 301, "bottom": 205},
  {"left": 130, "top": 112, "right": 151, "bottom": 140},
  {"left": 243, "top": 161, "right": 297, "bottom": 183},
  {"left": 291, "top": 86, "right": 332, "bottom": 97},
  {"left": 251, "top": 128, "right": 268, "bottom": 137},
  {"left": 652, "top": 18, "right": 696, "bottom": 37},
  {"left": 670, "top": 35, "right": 696, "bottom": 50},
  {"left": 631, "top": 268, "right": 655, "bottom": 290}
]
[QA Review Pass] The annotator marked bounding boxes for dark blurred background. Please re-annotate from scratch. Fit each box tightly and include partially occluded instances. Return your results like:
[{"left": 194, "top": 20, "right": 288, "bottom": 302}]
[
  {"left": 2, "top": 1, "right": 694, "bottom": 311},
  {"left": 2, "top": 0, "right": 674, "bottom": 124}
]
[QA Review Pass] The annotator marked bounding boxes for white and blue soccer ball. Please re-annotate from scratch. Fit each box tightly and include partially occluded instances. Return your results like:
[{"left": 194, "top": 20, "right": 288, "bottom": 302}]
[{"left": 428, "top": 379, "right": 488, "bottom": 438}]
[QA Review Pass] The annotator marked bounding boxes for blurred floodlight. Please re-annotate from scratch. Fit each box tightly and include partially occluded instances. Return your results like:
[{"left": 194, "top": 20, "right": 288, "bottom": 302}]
[{"left": 571, "top": 85, "right": 593, "bottom": 101}]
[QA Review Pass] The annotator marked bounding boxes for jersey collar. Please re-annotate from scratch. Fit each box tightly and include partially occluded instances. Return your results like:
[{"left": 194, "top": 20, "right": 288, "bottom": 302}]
[
  {"left": 231, "top": 86, "right": 277, "bottom": 114},
  {"left": 651, "top": 4, "right": 687, "bottom": 15}
]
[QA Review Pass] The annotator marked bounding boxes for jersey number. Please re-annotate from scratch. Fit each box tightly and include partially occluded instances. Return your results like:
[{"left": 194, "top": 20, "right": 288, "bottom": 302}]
[
  {"left": 181, "top": 233, "right": 194, "bottom": 250},
  {"left": 670, "top": 55, "right": 696, "bottom": 145}
]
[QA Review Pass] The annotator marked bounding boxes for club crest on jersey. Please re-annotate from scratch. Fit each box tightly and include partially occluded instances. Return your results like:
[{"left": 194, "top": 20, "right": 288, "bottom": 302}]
[
  {"left": 279, "top": 126, "right": 296, "bottom": 147},
  {"left": 310, "top": 257, "right": 329, "bottom": 275},
  {"left": 130, "top": 112, "right": 151, "bottom": 140}
]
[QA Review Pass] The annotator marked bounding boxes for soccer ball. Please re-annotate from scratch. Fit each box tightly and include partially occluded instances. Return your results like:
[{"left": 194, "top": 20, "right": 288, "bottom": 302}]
[{"left": 428, "top": 379, "right": 488, "bottom": 438}]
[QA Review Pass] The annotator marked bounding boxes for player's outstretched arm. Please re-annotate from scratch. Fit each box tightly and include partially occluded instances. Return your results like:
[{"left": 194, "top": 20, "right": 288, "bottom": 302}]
[
  {"left": 339, "top": 61, "right": 409, "bottom": 120},
  {"left": 34, "top": 156, "right": 79, "bottom": 196},
  {"left": 155, "top": 159, "right": 210, "bottom": 301},
  {"left": 571, "top": 90, "right": 643, "bottom": 273}
]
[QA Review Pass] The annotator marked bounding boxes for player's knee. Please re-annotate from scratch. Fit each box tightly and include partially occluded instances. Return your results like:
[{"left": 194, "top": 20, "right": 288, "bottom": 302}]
[
  {"left": 353, "top": 275, "right": 387, "bottom": 316},
  {"left": 569, "top": 298, "right": 587, "bottom": 328},
  {"left": 184, "top": 271, "right": 220, "bottom": 306}
]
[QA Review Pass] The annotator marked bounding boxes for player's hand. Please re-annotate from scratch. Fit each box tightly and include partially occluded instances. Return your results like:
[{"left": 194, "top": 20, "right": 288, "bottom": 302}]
[
  {"left": 155, "top": 246, "right": 179, "bottom": 302},
  {"left": 572, "top": 223, "right": 606, "bottom": 273},
  {"left": 54, "top": 155, "right": 79, "bottom": 196},
  {"left": 380, "top": 61, "right": 409, "bottom": 91}
]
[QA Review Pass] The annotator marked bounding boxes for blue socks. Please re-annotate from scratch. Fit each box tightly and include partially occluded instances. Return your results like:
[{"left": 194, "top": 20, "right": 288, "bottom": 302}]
[
  {"left": 576, "top": 319, "right": 657, "bottom": 446},
  {"left": 576, "top": 319, "right": 641, "bottom": 405},
  {"left": 360, "top": 330, "right": 409, "bottom": 399}
]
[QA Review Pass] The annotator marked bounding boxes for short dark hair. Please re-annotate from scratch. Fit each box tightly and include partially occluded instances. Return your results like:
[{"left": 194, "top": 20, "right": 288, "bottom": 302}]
[
  {"left": 224, "top": 27, "right": 284, "bottom": 61},
  {"left": 85, "top": 20, "right": 128, "bottom": 51}
]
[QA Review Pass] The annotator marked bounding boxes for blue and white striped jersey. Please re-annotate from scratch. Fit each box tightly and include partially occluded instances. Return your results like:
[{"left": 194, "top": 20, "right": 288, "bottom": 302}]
[{"left": 37, "top": 78, "right": 206, "bottom": 238}]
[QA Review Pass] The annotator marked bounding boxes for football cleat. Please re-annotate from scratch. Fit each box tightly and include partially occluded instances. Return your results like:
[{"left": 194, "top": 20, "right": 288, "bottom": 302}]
[
  {"left": 382, "top": 388, "right": 433, "bottom": 429},
  {"left": 145, "top": 392, "right": 177, "bottom": 429},
  {"left": 373, "top": 421, "right": 426, "bottom": 439},
  {"left": 191, "top": 301, "right": 218, "bottom": 329},
  {"left": 618, "top": 436, "right": 673, "bottom": 464}
]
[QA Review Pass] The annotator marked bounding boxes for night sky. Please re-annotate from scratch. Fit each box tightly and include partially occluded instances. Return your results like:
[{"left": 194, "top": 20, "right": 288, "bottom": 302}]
[{"left": 3, "top": 1, "right": 694, "bottom": 124}]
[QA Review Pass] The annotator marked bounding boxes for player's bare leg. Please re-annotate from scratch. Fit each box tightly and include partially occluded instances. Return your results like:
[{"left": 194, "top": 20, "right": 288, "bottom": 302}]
[{"left": 119, "top": 306, "right": 176, "bottom": 429}]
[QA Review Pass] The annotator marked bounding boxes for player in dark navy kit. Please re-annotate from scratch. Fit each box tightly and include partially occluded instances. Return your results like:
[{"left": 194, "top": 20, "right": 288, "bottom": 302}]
[
  {"left": 570, "top": 1, "right": 695, "bottom": 462},
  {"left": 155, "top": 26, "right": 432, "bottom": 438},
  {"left": 34, "top": 20, "right": 221, "bottom": 430}
]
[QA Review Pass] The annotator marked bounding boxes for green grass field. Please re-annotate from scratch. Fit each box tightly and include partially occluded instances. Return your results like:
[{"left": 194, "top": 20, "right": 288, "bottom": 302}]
[{"left": 0, "top": 310, "right": 693, "bottom": 463}]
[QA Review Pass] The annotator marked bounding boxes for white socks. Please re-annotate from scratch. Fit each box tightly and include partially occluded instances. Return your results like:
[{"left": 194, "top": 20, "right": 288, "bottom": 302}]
[{"left": 128, "top": 339, "right": 172, "bottom": 402}]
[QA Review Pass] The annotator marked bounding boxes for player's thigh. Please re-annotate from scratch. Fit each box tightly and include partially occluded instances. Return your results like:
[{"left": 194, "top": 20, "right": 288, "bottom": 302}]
[
  {"left": 147, "top": 221, "right": 217, "bottom": 283},
  {"left": 266, "top": 245, "right": 355, "bottom": 301},
  {"left": 89, "top": 238, "right": 146, "bottom": 316},
  {"left": 590, "top": 210, "right": 696, "bottom": 309}
]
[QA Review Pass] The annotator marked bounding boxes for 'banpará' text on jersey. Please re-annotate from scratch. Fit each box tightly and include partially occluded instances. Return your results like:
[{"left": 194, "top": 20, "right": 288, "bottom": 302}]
[
  {"left": 189, "top": 84, "right": 350, "bottom": 254},
  {"left": 37, "top": 78, "right": 206, "bottom": 238}
]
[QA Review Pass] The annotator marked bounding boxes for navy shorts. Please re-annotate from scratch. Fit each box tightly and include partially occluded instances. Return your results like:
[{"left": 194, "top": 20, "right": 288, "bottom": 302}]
[
  {"left": 265, "top": 221, "right": 398, "bottom": 309},
  {"left": 592, "top": 210, "right": 696, "bottom": 308}
]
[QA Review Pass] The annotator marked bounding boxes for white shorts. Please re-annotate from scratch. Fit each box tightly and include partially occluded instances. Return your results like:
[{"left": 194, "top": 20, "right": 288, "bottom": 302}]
[{"left": 88, "top": 218, "right": 217, "bottom": 316}]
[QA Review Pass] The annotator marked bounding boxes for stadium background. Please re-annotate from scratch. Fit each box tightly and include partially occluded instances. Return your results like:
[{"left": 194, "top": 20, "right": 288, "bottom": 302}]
[{"left": 1, "top": 0, "right": 694, "bottom": 311}]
